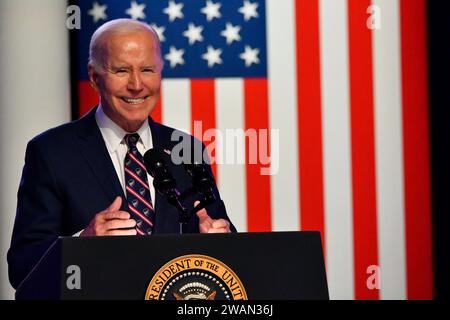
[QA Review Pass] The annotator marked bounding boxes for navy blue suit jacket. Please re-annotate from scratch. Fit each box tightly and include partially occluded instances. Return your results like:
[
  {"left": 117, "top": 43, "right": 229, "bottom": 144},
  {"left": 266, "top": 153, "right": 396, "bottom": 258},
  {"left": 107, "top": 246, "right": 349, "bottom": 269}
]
[{"left": 7, "top": 107, "right": 235, "bottom": 289}]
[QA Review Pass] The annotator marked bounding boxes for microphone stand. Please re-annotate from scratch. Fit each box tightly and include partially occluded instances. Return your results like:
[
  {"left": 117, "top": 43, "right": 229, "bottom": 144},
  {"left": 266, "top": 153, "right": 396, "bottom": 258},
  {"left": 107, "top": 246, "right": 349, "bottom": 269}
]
[{"left": 165, "top": 189, "right": 190, "bottom": 235}]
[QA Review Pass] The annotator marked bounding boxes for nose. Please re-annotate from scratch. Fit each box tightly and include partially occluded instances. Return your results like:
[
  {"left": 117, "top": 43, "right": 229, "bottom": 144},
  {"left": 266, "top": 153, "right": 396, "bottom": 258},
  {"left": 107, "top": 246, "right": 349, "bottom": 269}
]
[{"left": 127, "top": 71, "right": 143, "bottom": 92}]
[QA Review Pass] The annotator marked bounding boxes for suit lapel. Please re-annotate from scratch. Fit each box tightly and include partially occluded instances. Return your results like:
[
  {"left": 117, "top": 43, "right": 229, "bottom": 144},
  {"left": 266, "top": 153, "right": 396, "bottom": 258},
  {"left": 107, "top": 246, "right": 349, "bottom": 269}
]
[{"left": 76, "top": 107, "right": 127, "bottom": 211}]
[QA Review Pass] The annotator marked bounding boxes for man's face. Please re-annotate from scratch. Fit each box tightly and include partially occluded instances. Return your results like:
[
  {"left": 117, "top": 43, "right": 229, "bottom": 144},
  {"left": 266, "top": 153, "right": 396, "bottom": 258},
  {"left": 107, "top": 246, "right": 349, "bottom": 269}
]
[{"left": 89, "top": 30, "right": 162, "bottom": 132}]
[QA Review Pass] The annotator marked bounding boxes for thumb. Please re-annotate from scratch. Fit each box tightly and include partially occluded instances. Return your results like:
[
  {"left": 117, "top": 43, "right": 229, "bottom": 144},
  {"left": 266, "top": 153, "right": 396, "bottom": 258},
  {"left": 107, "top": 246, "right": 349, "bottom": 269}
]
[
  {"left": 107, "top": 196, "right": 122, "bottom": 212},
  {"left": 195, "top": 201, "right": 210, "bottom": 221}
]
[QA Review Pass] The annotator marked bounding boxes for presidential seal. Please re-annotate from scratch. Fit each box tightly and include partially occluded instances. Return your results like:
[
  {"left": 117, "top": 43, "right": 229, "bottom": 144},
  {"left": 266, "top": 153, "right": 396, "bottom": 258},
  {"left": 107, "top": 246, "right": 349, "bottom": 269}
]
[{"left": 145, "top": 254, "right": 247, "bottom": 300}]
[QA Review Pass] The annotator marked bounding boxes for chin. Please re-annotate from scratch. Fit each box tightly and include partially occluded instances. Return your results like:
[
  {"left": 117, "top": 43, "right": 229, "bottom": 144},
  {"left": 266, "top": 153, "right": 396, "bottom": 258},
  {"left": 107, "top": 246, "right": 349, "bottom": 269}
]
[{"left": 123, "top": 111, "right": 148, "bottom": 123}]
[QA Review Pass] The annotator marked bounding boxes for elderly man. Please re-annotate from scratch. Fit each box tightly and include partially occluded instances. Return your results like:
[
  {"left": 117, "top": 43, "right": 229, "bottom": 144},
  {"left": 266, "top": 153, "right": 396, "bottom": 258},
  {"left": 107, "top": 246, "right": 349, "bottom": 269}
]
[{"left": 7, "top": 19, "right": 235, "bottom": 289}]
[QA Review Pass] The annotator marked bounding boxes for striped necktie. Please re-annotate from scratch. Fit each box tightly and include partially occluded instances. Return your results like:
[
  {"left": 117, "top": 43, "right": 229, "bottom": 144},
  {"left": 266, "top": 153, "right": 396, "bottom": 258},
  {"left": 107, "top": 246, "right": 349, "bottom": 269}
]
[{"left": 124, "top": 133, "right": 155, "bottom": 235}]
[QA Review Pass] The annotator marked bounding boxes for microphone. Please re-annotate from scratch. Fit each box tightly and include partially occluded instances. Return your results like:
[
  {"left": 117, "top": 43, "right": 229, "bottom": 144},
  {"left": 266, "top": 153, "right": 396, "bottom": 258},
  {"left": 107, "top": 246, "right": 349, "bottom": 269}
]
[
  {"left": 143, "top": 148, "right": 189, "bottom": 228},
  {"left": 184, "top": 162, "right": 216, "bottom": 202},
  {"left": 182, "top": 147, "right": 217, "bottom": 214},
  {"left": 143, "top": 148, "right": 176, "bottom": 195}
]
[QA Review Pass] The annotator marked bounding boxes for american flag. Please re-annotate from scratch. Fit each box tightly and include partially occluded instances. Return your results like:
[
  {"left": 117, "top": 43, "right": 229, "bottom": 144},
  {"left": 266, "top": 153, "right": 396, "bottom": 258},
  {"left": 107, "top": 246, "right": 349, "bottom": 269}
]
[{"left": 72, "top": 0, "right": 432, "bottom": 300}]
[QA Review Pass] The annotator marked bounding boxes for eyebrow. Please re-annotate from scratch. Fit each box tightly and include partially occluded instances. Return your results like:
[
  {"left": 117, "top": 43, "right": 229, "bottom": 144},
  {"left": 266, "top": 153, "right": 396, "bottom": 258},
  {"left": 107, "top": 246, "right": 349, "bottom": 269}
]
[
  {"left": 141, "top": 64, "right": 158, "bottom": 69},
  {"left": 105, "top": 64, "right": 129, "bottom": 71},
  {"left": 108, "top": 64, "right": 157, "bottom": 70}
]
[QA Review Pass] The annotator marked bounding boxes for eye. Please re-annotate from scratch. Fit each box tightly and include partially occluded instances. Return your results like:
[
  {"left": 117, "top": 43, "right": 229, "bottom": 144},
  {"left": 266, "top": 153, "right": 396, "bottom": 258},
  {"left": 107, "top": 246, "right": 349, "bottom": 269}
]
[{"left": 142, "top": 68, "right": 155, "bottom": 73}]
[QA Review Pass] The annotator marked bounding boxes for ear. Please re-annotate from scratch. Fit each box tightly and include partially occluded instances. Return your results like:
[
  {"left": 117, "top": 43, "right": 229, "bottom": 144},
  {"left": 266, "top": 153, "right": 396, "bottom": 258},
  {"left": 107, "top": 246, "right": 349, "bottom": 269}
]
[{"left": 87, "top": 64, "right": 100, "bottom": 92}]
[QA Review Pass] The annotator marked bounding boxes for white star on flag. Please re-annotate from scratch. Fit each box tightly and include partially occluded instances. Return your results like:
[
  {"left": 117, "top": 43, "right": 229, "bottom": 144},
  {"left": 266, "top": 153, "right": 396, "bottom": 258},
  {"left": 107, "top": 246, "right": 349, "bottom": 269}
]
[
  {"left": 239, "top": 0, "right": 259, "bottom": 21},
  {"left": 150, "top": 24, "right": 166, "bottom": 42},
  {"left": 201, "top": 0, "right": 222, "bottom": 22},
  {"left": 163, "top": 0, "right": 184, "bottom": 22},
  {"left": 88, "top": 2, "right": 107, "bottom": 23},
  {"left": 164, "top": 46, "right": 185, "bottom": 68},
  {"left": 239, "top": 45, "right": 260, "bottom": 67},
  {"left": 221, "top": 23, "right": 241, "bottom": 45},
  {"left": 125, "top": 1, "right": 146, "bottom": 20},
  {"left": 183, "top": 23, "right": 204, "bottom": 45},
  {"left": 202, "top": 46, "right": 223, "bottom": 68}
]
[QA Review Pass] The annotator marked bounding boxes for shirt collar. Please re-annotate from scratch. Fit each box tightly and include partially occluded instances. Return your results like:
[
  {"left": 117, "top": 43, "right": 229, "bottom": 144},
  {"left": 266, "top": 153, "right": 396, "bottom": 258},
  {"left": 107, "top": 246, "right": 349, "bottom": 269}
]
[{"left": 95, "top": 104, "right": 152, "bottom": 153}]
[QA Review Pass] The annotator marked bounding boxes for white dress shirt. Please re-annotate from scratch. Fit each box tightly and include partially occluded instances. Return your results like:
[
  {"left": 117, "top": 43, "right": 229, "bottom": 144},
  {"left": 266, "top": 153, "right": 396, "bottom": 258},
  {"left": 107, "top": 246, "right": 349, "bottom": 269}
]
[{"left": 95, "top": 105, "right": 156, "bottom": 206}]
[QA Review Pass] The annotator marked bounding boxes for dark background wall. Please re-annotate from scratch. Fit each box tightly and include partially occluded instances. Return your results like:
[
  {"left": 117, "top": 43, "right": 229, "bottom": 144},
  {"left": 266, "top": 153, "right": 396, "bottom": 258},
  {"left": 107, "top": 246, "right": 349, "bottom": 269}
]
[{"left": 428, "top": 1, "right": 450, "bottom": 300}]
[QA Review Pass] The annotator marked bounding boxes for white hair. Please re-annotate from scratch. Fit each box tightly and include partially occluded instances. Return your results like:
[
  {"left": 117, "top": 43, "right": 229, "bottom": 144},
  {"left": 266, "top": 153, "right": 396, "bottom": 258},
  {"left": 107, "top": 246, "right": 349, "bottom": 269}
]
[{"left": 88, "top": 18, "right": 163, "bottom": 71}]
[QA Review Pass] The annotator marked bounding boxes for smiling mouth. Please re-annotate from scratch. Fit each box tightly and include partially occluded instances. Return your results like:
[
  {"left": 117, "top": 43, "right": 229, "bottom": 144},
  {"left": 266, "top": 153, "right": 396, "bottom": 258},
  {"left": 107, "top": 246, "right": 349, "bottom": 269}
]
[{"left": 121, "top": 96, "right": 149, "bottom": 104}]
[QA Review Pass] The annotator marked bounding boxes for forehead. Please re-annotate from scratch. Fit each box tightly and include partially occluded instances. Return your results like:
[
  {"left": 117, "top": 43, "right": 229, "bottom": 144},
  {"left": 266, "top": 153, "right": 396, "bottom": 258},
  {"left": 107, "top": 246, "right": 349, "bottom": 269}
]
[{"left": 104, "top": 31, "right": 159, "bottom": 64}]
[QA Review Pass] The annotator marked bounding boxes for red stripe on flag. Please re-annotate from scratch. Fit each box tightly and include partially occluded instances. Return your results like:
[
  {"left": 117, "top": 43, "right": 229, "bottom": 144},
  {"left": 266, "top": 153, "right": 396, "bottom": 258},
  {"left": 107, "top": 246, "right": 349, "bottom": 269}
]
[
  {"left": 348, "top": 0, "right": 379, "bottom": 300},
  {"left": 152, "top": 86, "right": 163, "bottom": 123},
  {"left": 400, "top": 0, "right": 433, "bottom": 299},
  {"left": 244, "top": 79, "right": 272, "bottom": 232},
  {"left": 78, "top": 81, "right": 99, "bottom": 117},
  {"left": 190, "top": 79, "right": 218, "bottom": 180},
  {"left": 295, "top": 0, "right": 326, "bottom": 252}
]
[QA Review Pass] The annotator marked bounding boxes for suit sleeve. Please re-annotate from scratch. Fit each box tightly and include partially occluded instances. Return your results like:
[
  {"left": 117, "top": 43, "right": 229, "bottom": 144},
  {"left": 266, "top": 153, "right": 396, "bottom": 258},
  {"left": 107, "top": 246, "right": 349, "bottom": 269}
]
[{"left": 7, "top": 138, "right": 63, "bottom": 289}]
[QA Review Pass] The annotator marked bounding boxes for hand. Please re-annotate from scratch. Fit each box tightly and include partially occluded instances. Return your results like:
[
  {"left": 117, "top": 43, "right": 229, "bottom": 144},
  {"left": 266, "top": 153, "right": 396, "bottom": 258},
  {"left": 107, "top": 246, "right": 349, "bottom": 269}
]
[
  {"left": 80, "top": 196, "right": 137, "bottom": 236},
  {"left": 195, "top": 201, "right": 231, "bottom": 233}
]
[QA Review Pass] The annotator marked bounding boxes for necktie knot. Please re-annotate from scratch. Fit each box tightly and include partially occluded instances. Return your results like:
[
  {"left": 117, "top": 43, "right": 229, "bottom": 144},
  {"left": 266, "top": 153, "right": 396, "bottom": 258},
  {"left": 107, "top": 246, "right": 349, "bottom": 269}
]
[{"left": 125, "top": 133, "right": 140, "bottom": 150}]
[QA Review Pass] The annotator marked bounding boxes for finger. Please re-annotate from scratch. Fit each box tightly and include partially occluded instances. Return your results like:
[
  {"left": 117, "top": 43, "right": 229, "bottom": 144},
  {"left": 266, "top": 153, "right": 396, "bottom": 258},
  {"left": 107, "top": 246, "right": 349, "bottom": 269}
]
[
  {"left": 106, "top": 228, "right": 138, "bottom": 236},
  {"left": 104, "top": 210, "right": 131, "bottom": 221},
  {"left": 105, "top": 219, "right": 136, "bottom": 231},
  {"left": 194, "top": 201, "right": 212, "bottom": 219},
  {"left": 195, "top": 203, "right": 213, "bottom": 222},
  {"left": 198, "top": 213, "right": 213, "bottom": 233},
  {"left": 107, "top": 196, "right": 122, "bottom": 213},
  {"left": 196, "top": 208, "right": 212, "bottom": 221},
  {"left": 207, "top": 227, "right": 231, "bottom": 234},
  {"left": 212, "top": 219, "right": 230, "bottom": 229},
  {"left": 196, "top": 208, "right": 210, "bottom": 221}
]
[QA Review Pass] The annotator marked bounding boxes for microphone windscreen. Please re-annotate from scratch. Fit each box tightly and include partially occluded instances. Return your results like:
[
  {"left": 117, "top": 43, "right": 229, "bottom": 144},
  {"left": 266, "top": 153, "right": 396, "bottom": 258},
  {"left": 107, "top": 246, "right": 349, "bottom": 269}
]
[{"left": 143, "top": 148, "right": 168, "bottom": 176}]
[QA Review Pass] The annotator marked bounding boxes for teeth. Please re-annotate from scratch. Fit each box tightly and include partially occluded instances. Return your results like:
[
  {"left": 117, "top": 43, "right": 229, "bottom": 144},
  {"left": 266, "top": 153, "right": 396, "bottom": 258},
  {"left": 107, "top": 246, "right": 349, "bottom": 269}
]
[{"left": 122, "top": 97, "right": 147, "bottom": 104}]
